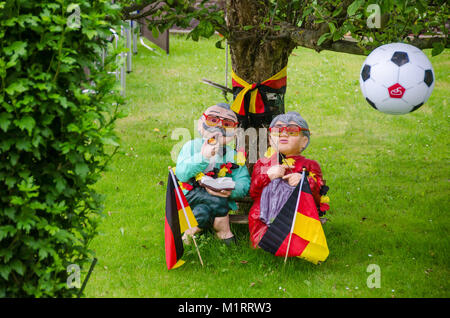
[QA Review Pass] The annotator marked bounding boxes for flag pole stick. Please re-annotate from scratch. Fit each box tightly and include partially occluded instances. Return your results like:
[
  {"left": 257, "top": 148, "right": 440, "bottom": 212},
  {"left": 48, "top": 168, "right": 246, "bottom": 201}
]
[
  {"left": 284, "top": 168, "right": 306, "bottom": 265},
  {"left": 190, "top": 232, "right": 203, "bottom": 266},
  {"left": 77, "top": 257, "right": 97, "bottom": 298},
  {"left": 168, "top": 167, "right": 204, "bottom": 267}
]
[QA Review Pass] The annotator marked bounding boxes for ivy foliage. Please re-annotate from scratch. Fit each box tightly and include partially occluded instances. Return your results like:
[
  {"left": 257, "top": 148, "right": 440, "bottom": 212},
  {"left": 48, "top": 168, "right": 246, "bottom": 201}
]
[{"left": 0, "top": 0, "right": 125, "bottom": 297}]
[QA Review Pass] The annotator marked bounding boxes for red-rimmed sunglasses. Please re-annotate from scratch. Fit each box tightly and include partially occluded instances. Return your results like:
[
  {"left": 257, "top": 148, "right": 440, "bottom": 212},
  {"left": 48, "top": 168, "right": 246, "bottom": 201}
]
[
  {"left": 269, "top": 125, "right": 309, "bottom": 136},
  {"left": 202, "top": 113, "right": 238, "bottom": 129}
]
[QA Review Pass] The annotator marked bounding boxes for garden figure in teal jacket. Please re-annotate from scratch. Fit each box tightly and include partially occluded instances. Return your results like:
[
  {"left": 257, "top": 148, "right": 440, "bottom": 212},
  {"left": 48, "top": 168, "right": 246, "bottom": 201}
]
[{"left": 176, "top": 103, "right": 250, "bottom": 244}]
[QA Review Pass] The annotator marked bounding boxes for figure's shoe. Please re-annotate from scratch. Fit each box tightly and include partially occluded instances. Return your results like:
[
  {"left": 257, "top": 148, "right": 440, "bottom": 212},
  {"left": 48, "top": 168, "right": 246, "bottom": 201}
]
[
  {"left": 221, "top": 236, "right": 236, "bottom": 246},
  {"left": 320, "top": 217, "right": 328, "bottom": 225}
]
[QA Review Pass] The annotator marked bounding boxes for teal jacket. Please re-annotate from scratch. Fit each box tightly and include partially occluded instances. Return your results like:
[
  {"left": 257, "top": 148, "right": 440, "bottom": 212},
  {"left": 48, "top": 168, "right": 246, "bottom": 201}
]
[{"left": 176, "top": 138, "right": 250, "bottom": 210}]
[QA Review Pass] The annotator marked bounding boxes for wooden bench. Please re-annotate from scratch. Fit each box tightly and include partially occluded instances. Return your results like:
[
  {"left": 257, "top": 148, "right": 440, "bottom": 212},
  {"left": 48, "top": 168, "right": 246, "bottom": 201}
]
[
  {"left": 229, "top": 214, "right": 249, "bottom": 224},
  {"left": 229, "top": 162, "right": 254, "bottom": 225},
  {"left": 229, "top": 195, "right": 253, "bottom": 224}
]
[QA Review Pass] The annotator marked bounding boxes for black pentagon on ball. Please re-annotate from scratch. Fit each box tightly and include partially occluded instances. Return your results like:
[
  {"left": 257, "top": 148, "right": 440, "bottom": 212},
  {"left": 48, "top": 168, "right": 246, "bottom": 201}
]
[
  {"left": 391, "top": 51, "right": 409, "bottom": 66},
  {"left": 361, "top": 65, "right": 371, "bottom": 81},
  {"left": 366, "top": 97, "right": 377, "bottom": 110},
  {"left": 410, "top": 103, "right": 424, "bottom": 113},
  {"left": 424, "top": 69, "right": 434, "bottom": 87}
]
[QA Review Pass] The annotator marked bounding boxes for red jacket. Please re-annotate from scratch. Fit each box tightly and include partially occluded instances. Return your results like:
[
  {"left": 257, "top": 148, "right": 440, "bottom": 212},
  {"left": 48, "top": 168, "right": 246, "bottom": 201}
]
[{"left": 248, "top": 153, "right": 329, "bottom": 248}]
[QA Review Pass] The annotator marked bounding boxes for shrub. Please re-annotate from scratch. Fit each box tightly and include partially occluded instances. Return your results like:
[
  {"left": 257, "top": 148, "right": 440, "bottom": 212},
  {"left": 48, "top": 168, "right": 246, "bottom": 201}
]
[{"left": 0, "top": 0, "right": 125, "bottom": 297}]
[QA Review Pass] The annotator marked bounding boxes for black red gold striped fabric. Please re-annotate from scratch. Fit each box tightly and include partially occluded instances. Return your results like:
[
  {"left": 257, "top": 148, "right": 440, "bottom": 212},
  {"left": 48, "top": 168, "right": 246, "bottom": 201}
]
[
  {"left": 165, "top": 170, "right": 198, "bottom": 270},
  {"left": 165, "top": 172, "right": 185, "bottom": 270},
  {"left": 259, "top": 172, "right": 329, "bottom": 264},
  {"left": 231, "top": 66, "right": 287, "bottom": 118}
]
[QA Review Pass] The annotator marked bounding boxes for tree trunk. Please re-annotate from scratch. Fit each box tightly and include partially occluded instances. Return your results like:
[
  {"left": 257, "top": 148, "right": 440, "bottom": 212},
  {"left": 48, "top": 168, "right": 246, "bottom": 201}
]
[{"left": 226, "top": 0, "right": 296, "bottom": 83}]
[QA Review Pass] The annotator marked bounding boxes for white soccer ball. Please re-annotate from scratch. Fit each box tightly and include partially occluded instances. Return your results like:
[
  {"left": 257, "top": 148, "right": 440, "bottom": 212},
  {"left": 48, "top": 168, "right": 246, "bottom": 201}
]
[{"left": 359, "top": 42, "right": 435, "bottom": 115}]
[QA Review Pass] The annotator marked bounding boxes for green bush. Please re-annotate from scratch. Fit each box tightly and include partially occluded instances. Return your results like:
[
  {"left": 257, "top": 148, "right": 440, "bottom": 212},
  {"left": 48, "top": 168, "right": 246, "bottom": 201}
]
[{"left": 0, "top": 0, "right": 125, "bottom": 297}]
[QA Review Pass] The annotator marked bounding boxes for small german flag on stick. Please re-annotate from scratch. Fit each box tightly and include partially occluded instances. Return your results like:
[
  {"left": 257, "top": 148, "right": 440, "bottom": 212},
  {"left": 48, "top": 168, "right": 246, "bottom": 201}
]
[{"left": 165, "top": 167, "right": 203, "bottom": 270}]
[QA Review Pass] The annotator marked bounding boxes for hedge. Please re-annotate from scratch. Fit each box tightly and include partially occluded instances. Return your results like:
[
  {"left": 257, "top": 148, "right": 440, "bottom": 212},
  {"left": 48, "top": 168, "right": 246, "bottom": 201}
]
[{"left": 0, "top": 0, "right": 125, "bottom": 297}]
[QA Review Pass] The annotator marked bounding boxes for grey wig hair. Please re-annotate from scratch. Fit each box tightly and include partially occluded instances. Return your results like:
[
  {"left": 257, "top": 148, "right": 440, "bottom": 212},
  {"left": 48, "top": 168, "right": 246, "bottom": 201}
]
[
  {"left": 199, "top": 103, "right": 235, "bottom": 120},
  {"left": 269, "top": 111, "right": 310, "bottom": 150},
  {"left": 215, "top": 102, "right": 232, "bottom": 110}
]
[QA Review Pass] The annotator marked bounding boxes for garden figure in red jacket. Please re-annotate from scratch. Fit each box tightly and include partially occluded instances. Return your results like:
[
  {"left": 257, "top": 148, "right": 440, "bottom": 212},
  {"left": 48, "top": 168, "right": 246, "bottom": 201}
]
[{"left": 248, "top": 111, "right": 330, "bottom": 248}]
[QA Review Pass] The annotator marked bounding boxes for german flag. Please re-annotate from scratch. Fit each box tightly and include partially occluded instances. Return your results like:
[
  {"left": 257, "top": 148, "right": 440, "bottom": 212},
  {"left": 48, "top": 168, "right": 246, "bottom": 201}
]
[
  {"left": 165, "top": 170, "right": 198, "bottom": 270},
  {"left": 258, "top": 171, "right": 329, "bottom": 264}
]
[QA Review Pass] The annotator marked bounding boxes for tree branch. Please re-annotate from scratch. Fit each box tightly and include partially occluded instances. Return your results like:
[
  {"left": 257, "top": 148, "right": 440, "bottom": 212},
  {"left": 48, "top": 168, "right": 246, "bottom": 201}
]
[
  {"left": 122, "top": 1, "right": 199, "bottom": 21},
  {"left": 122, "top": 1, "right": 156, "bottom": 15},
  {"left": 407, "top": 35, "right": 448, "bottom": 51},
  {"left": 278, "top": 22, "right": 447, "bottom": 55},
  {"left": 122, "top": 1, "right": 164, "bottom": 21},
  {"left": 315, "top": 35, "right": 447, "bottom": 56}
]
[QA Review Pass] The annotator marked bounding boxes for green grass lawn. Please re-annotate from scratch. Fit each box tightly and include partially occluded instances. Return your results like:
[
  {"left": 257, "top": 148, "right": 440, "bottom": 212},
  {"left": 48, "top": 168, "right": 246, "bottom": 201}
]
[{"left": 84, "top": 34, "right": 449, "bottom": 298}]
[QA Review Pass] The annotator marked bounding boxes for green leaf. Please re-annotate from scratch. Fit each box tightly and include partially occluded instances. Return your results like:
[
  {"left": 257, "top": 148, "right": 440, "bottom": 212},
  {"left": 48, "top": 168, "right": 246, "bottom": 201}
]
[
  {"left": 317, "top": 33, "right": 331, "bottom": 46},
  {"left": 0, "top": 249, "right": 13, "bottom": 263},
  {"left": 15, "top": 139, "right": 32, "bottom": 151},
  {"left": 0, "top": 112, "right": 13, "bottom": 132},
  {"left": 5, "top": 176, "right": 16, "bottom": 188},
  {"left": 31, "top": 134, "right": 42, "bottom": 147},
  {"left": 197, "top": 20, "right": 215, "bottom": 38},
  {"left": 0, "top": 225, "right": 15, "bottom": 240},
  {"left": 5, "top": 81, "right": 28, "bottom": 95},
  {"left": 67, "top": 123, "right": 80, "bottom": 133},
  {"left": 84, "top": 29, "right": 98, "bottom": 40},
  {"left": 38, "top": 248, "right": 48, "bottom": 260},
  {"left": 0, "top": 265, "right": 11, "bottom": 280},
  {"left": 333, "top": 28, "right": 346, "bottom": 41},
  {"left": 190, "top": 30, "right": 199, "bottom": 41},
  {"left": 11, "top": 259, "right": 26, "bottom": 276},
  {"left": 54, "top": 176, "right": 66, "bottom": 193},
  {"left": 75, "top": 162, "right": 90, "bottom": 178},
  {"left": 347, "top": 0, "right": 365, "bottom": 16},
  {"left": 4, "top": 207, "right": 16, "bottom": 220},
  {"left": 3, "top": 41, "right": 27, "bottom": 56},
  {"left": 9, "top": 152, "right": 19, "bottom": 165},
  {"left": 14, "top": 116, "right": 36, "bottom": 135},
  {"left": 302, "top": 7, "right": 314, "bottom": 20},
  {"left": 431, "top": 42, "right": 444, "bottom": 57},
  {"left": 116, "top": 109, "right": 128, "bottom": 119},
  {"left": 18, "top": 177, "right": 39, "bottom": 193},
  {"left": 101, "top": 136, "right": 120, "bottom": 147},
  {"left": 243, "top": 25, "right": 254, "bottom": 31},
  {"left": 328, "top": 22, "right": 336, "bottom": 34},
  {"left": 215, "top": 40, "right": 224, "bottom": 49},
  {"left": 332, "top": 6, "right": 343, "bottom": 17}
]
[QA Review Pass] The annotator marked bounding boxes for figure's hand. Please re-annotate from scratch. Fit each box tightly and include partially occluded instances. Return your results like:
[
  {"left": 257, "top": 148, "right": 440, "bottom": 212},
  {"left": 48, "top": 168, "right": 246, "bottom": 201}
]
[
  {"left": 205, "top": 187, "right": 232, "bottom": 198},
  {"left": 282, "top": 173, "right": 302, "bottom": 186},
  {"left": 267, "top": 165, "right": 286, "bottom": 180},
  {"left": 201, "top": 137, "right": 219, "bottom": 159}
]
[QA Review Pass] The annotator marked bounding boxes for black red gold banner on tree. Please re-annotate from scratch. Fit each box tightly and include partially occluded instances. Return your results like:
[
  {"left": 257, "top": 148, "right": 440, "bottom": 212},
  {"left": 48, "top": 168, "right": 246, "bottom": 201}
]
[{"left": 231, "top": 66, "right": 287, "bottom": 128}]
